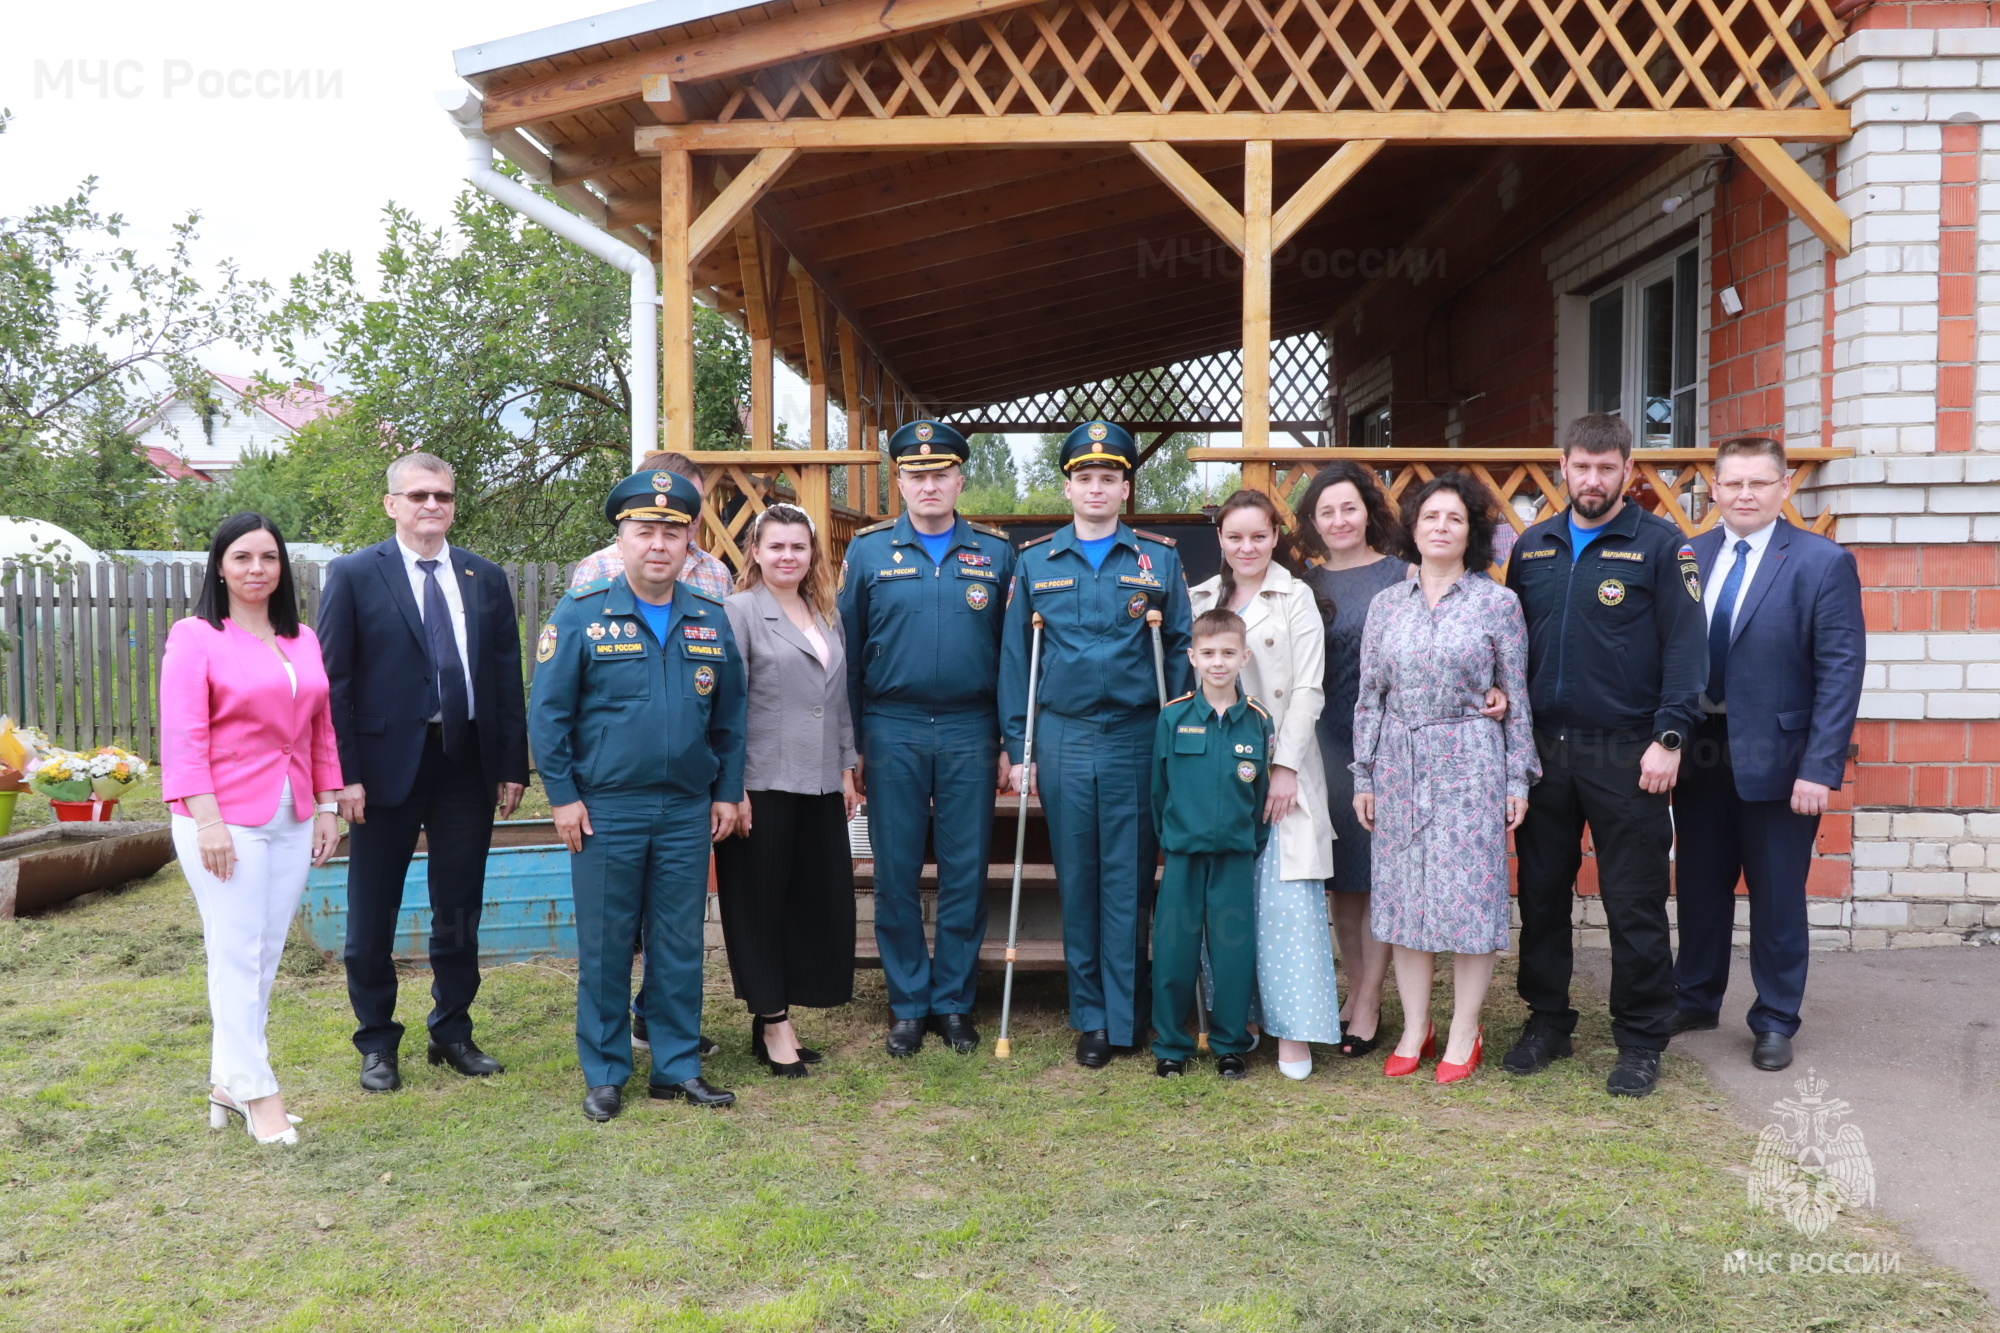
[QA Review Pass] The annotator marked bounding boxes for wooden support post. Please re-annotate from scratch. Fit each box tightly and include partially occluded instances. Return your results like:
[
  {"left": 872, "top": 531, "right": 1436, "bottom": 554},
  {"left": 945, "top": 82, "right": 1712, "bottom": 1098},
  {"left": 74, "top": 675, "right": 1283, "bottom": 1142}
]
[
  {"left": 794, "top": 261, "right": 830, "bottom": 450},
  {"left": 1242, "top": 141, "right": 1273, "bottom": 452},
  {"left": 660, "top": 149, "right": 695, "bottom": 454},
  {"left": 839, "top": 317, "right": 866, "bottom": 514},
  {"left": 1730, "top": 138, "right": 1851, "bottom": 257},
  {"left": 735, "top": 218, "right": 776, "bottom": 450},
  {"left": 792, "top": 458, "right": 832, "bottom": 556}
]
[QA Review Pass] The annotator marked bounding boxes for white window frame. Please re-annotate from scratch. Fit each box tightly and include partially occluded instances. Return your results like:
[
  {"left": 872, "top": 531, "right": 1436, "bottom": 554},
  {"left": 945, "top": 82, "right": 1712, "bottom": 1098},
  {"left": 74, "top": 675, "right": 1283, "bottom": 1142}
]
[{"left": 1584, "top": 243, "right": 1702, "bottom": 449}]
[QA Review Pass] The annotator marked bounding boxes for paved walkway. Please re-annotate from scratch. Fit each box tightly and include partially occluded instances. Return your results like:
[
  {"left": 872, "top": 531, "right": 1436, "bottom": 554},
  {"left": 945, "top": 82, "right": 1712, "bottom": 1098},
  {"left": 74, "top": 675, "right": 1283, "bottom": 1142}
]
[{"left": 1578, "top": 945, "right": 2000, "bottom": 1301}]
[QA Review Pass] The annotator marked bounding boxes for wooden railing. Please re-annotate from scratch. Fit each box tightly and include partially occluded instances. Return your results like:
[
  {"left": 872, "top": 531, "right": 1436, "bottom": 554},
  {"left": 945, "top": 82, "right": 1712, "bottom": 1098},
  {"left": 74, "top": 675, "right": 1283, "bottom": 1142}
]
[
  {"left": 1187, "top": 446, "right": 1852, "bottom": 537},
  {"left": 689, "top": 449, "right": 886, "bottom": 568}
]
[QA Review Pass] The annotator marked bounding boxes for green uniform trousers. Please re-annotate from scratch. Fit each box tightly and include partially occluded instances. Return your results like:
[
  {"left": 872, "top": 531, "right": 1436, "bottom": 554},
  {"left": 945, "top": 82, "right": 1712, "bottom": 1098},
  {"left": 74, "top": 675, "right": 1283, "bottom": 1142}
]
[{"left": 1151, "top": 850, "right": 1257, "bottom": 1061}]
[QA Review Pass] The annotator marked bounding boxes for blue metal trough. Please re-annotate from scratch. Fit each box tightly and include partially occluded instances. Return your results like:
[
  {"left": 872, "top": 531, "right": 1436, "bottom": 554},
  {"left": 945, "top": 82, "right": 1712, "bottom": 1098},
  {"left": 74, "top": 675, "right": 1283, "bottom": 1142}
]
[{"left": 300, "top": 821, "right": 578, "bottom": 963}]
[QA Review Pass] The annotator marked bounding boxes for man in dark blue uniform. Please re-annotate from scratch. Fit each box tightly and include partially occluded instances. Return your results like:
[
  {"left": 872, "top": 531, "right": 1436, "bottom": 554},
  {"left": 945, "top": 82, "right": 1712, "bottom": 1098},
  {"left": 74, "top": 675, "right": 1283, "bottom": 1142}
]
[
  {"left": 1001, "top": 422, "right": 1193, "bottom": 1068},
  {"left": 1502, "top": 413, "right": 1707, "bottom": 1098},
  {"left": 529, "top": 469, "right": 747, "bottom": 1121},
  {"left": 839, "top": 421, "right": 1017, "bottom": 1057}
]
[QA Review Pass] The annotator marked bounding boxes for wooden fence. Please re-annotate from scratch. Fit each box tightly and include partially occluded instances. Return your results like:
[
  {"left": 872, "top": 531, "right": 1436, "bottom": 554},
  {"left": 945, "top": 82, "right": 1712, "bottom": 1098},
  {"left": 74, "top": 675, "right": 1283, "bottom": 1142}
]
[{"left": 0, "top": 561, "right": 579, "bottom": 758}]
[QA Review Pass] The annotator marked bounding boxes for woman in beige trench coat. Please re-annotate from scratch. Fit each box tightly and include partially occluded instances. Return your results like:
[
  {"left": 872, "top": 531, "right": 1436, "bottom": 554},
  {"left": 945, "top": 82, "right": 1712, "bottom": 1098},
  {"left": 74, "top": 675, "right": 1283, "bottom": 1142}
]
[{"left": 1189, "top": 489, "right": 1339, "bottom": 1079}]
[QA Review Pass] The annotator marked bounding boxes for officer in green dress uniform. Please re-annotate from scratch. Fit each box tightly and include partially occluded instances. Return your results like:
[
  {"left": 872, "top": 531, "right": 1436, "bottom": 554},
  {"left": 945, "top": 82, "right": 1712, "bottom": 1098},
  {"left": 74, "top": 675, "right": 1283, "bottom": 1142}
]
[
  {"left": 1000, "top": 422, "right": 1194, "bottom": 1068},
  {"left": 528, "top": 470, "right": 747, "bottom": 1121},
  {"left": 838, "top": 422, "right": 1017, "bottom": 1057}
]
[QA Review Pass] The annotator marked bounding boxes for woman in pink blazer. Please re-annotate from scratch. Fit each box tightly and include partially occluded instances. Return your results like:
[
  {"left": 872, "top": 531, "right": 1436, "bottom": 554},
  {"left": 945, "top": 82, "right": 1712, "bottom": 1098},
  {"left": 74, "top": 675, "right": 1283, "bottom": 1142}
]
[{"left": 160, "top": 513, "right": 343, "bottom": 1146}]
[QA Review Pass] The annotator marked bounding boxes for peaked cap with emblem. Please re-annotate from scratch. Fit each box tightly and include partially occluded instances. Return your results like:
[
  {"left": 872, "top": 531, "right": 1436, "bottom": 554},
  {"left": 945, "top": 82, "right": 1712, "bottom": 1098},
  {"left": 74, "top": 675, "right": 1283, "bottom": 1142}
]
[
  {"left": 1059, "top": 420, "right": 1138, "bottom": 472},
  {"left": 886, "top": 420, "right": 970, "bottom": 473},
  {"left": 605, "top": 467, "right": 701, "bottom": 527}
]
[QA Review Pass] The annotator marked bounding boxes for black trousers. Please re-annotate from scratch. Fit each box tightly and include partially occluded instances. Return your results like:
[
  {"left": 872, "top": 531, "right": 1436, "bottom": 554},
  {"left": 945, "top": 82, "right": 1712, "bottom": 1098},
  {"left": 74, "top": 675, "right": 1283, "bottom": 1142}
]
[
  {"left": 1513, "top": 729, "right": 1677, "bottom": 1052},
  {"left": 1672, "top": 717, "right": 1818, "bottom": 1036},
  {"left": 714, "top": 789, "right": 856, "bottom": 1015},
  {"left": 343, "top": 725, "right": 496, "bottom": 1055}
]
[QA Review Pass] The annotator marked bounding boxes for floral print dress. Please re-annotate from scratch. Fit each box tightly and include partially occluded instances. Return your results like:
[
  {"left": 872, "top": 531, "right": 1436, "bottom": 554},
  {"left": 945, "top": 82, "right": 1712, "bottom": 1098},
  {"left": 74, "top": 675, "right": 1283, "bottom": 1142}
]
[{"left": 1350, "top": 574, "right": 1540, "bottom": 954}]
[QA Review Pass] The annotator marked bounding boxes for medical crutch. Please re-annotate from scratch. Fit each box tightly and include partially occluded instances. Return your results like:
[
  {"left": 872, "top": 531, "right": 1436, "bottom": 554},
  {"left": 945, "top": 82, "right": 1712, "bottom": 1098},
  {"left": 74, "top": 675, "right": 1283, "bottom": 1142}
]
[
  {"left": 994, "top": 611, "right": 1045, "bottom": 1059},
  {"left": 1147, "top": 610, "right": 1209, "bottom": 1053}
]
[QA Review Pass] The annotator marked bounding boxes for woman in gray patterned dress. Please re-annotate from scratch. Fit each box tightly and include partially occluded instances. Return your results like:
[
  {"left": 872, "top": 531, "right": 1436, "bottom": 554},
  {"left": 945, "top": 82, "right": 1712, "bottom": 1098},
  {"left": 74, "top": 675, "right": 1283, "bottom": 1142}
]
[{"left": 1351, "top": 473, "right": 1539, "bottom": 1083}]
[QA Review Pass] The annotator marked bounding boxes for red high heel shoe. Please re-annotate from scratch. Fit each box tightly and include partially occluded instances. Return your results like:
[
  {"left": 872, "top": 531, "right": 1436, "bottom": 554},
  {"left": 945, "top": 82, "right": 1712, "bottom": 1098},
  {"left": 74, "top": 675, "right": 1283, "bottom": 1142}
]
[
  {"left": 1436, "top": 1029, "right": 1484, "bottom": 1084},
  {"left": 1382, "top": 1024, "right": 1437, "bottom": 1077}
]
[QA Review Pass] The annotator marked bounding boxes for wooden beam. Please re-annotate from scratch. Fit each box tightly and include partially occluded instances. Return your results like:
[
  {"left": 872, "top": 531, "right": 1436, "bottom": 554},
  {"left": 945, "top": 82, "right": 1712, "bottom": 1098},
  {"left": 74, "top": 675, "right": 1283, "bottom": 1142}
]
[
  {"left": 1241, "top": 142, "right": 1273, "bottom": 451},
  {"left": 1730, "top": 137, "right": 1851, "bottom": 257},
  {"left": 1271, "top": 140, "right": 1386, "bottom": 249},
  {"left": 635, "top": 110, "right": 1852, "bottom": 151},
  {"left": 481, "top": 0, "right": 1046, "bottom": 132},
  {"left": 1129, "top": 144, "right": 1246, "bottom": 255},
  {"left": 838, "top": 318, "right": 868, "bottom": 514},
  {"left": 735, "top": 218, "right": 778, "bottom": 450},
  {"left": 794, "top": 261, "right": 831, "bottom": 450},
  {"left": 660, "top": 149, "right": 695, "bottom": 454},
  {"left": 688, "top": 147, "right": 801, "bottom": 267},
  {"left": 550, "top": 133, "right": 650, "bottom": 187}
]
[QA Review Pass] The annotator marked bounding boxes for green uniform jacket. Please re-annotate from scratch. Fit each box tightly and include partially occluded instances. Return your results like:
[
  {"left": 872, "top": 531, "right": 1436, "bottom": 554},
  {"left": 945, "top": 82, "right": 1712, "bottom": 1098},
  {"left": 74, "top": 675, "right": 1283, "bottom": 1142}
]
[
  {"left": 528, "top": 575, "right": 747, "bottom": 807},
  {"left": 1151, "top": 688, "right": 1273, "bottom": 855}
]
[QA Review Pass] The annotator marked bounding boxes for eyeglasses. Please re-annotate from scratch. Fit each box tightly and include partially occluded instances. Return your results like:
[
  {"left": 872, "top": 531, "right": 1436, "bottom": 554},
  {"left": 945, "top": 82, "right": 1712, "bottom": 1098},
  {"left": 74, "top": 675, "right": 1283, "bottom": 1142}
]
[
  {"left": 392, "top": 490, "right": 456, "bottom": 505},
  {"left": 1712, "top": 478, "right": 1783, "bottom": 496}
]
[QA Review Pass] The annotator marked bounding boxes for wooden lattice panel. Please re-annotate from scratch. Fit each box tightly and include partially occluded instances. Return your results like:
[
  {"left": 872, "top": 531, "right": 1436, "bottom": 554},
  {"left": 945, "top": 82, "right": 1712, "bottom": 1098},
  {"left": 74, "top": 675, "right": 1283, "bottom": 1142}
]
[{"left": 702, "top": 0, "right": 1843, "bottom": 124}]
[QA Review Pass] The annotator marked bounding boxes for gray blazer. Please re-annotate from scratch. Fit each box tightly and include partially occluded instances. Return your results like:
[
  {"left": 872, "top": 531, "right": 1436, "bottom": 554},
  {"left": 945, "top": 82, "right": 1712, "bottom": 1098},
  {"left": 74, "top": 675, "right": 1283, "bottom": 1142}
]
[{"left": 723, "top": 585, "right": 857, "bottom": 795}]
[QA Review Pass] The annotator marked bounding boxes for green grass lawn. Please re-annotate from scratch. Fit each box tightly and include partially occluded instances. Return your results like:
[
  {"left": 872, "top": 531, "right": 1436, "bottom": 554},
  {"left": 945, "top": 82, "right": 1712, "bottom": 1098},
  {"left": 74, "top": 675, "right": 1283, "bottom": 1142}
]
[{"left": 0, "top": 799, "right": 1991, "bottom": 1331}]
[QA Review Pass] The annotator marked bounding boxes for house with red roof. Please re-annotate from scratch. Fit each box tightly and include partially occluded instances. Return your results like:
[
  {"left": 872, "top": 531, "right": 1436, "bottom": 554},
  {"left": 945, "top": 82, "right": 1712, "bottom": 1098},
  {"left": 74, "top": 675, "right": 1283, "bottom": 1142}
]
[{"left": 130, "top": 371, "right": 336, "bottom": 480}]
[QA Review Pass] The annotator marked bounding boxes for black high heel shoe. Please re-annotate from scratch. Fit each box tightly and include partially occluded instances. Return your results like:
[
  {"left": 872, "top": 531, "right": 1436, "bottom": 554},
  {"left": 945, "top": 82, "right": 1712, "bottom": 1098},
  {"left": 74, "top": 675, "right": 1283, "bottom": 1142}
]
[
  {"left": 752, "top": 1012, "right": 814, "bottom": 1078},
  {"left": 1337, "top": 1020, "right": 1382, "bottom": 1059},
  {"left": 752, "top": 1012, "right": 822, "bottom": 1066}
]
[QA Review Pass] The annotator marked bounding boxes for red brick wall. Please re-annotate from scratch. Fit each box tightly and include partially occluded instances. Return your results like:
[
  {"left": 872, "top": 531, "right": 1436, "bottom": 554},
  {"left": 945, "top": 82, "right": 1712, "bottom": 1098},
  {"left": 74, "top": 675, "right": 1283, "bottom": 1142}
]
[
  {"left": 1847, "top": 0, "right": 2000, "bottom": 28},
  {"left": 1852, "top": 544, "right": 2000, "bottom": 809},
  {"left": 1707, "top": 170, "right": 1790, "bottom": 440},
  {"left": 1938, "top": 122, "right": 1979, "bottom": 453}
]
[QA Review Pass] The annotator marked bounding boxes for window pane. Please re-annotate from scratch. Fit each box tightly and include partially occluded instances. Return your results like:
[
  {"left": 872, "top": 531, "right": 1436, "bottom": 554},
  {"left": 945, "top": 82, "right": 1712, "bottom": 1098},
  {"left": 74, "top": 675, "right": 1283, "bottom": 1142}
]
[
  {"left": 1640, "top": 276, "right": 1676, "bottom": 447},
  {"left": 1588, "top": 291, "right": 1622, "bottom": 415},
  {"left": 1673, "top": 250, "right": 1698, "bottom": 446}
]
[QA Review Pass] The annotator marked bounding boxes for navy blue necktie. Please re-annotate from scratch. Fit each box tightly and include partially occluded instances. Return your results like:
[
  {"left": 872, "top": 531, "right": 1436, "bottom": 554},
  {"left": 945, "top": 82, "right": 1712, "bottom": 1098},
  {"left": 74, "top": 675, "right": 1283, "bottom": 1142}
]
[
  {"left": 418, "top": 559, "right": 470, "bottom": 757},
  {"left": 1705, "top": 539, "right": 1752, "bottom": 704}
]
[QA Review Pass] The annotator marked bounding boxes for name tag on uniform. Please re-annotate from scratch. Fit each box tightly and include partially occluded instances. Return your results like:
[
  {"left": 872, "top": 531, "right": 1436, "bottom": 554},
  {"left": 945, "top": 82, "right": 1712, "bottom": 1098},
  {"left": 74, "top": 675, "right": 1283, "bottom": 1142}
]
[
  {"left": 1118, "top": 574, "right": 1162, "bottom": 590},
  {"left": 877, "top": 567, "right": 918, "bottom": 580},
  {"left": 1176, "top": 725, "right": 1206, "bottom": 734},
  {"left": 956, "top": 566, "right": 996, "bottom": 581},
  {"left": 683, "top": 625, "right": 718, "bottom": 640},
  {"left": 1598, "top": 549, "right": 1645, "bottom": 563},
  {"left": 1032, "top": 577, "right": 1076, "bottom": 593},
  {"left": 682, "top": 643, "right": 724, "bottom": 658},
  {"left": 593, "top": 642, "right": 645, "bottom": 657},
  {"left": 1517, "top": 548, "right": 1558, "bottom": 561}
]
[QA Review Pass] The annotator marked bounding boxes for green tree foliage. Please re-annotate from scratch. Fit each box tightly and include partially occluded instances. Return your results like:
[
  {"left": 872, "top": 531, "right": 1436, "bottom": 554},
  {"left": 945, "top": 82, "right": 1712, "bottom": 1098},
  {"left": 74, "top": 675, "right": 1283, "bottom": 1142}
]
[
  {"left": 0, "top": 108, "right": 269, "bottom": 551},
  {"left": 248, "top": 173, "right": 752, "bottom": 560},
  {"left": 957, "top": 431, "right": 1020, "bottom": 515}
]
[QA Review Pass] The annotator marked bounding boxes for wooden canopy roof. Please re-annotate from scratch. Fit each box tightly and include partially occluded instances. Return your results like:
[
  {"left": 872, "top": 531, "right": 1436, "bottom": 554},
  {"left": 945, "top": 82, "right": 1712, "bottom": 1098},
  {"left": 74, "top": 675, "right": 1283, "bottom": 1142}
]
[{"left": 458, "top": 0, "right": 1851, "bottom": 435}]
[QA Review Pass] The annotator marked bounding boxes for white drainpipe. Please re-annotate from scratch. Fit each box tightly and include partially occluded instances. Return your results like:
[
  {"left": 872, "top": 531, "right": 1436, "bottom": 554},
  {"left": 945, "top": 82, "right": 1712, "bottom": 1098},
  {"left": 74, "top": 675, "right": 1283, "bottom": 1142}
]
[{"left": 437, "top": 91, "right": 658, "bottom": 468}]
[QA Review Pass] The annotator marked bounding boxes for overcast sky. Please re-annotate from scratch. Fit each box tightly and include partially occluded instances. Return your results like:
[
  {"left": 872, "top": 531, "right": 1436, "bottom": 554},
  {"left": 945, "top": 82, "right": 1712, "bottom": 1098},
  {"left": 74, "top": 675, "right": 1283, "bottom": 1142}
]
[{"left": 0, "top": 0, "right": 815, "bottom": 430}]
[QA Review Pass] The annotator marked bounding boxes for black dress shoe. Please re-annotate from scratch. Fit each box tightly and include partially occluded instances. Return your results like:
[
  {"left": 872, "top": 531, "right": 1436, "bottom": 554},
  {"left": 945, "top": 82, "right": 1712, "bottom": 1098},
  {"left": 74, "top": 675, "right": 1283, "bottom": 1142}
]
[
  {"left": 649, "top": 1077, "right": 737, "bottom": 1107},
  {"left": 1665, "top": 1009, "right": 1720, "bottom": 1036},
  {"left": 928, "top": 1013, "right": 979, "bottom": 1054},
  {"left": 886, "top": 1018, "right": 925, "bottom": 1058},
  {"left": 1501, "top": 1021, "right": 1574, "bottom": 1076},
  {"left": 1075, "top": 1029, "right": 1112, "bottom": 1068},
  {"left": 1155, "top": 1058, "right": 1185, "bottom": 1077},
  {"left": 427, "top": 1039, "right": 504, "bottom": 1076},
  {"left": 1751, "top": 1032, "right": 1794, "bottom": 1071},
  {"left": 1216, "top": 1053, "right": 1248, "bottom": 1080},
  {"left": 1607, "top": 1048, "right": 1663, "bottom": 1097},
  {"left": 360, "top": 1051, "right": 401, "bottom": 1093},
  {"left": 753, "top": 1012, "right": 823, "bottom": 1066},
  {"left": 582, "top": 1084, "right": 623, "bottom": 1121}
]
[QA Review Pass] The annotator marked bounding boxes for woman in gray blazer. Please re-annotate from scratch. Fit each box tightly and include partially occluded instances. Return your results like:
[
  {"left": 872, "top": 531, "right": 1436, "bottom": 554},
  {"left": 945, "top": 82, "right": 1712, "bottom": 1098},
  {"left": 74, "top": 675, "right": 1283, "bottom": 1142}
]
[{"left": 715, "top": 504, "right": 859, "bottom": 1077}]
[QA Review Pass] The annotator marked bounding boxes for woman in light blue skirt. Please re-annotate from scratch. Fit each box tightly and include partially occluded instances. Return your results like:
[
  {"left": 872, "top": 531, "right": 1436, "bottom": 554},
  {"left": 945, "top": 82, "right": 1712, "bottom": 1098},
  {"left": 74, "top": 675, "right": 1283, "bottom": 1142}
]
[{"left": 1190, "top": 490, "right": 1340, "bottom": 1077}]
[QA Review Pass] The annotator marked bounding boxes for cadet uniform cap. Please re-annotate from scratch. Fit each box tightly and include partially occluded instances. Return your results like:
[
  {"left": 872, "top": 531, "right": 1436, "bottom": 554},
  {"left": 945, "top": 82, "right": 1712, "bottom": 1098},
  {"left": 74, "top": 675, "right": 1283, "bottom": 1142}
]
[
  {"left": 605, "top": 468, "right": 702, "bottom": 527},
  {"left": 1060, "top": 421, "right": 1138, "bottom": 473}
]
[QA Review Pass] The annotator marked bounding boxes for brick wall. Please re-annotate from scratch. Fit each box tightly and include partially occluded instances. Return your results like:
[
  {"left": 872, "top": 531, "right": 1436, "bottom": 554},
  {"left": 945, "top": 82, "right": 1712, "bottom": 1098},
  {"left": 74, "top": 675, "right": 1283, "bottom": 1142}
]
[{"left": 1708, "top": 169, "right": 1792, "bottom": 440}]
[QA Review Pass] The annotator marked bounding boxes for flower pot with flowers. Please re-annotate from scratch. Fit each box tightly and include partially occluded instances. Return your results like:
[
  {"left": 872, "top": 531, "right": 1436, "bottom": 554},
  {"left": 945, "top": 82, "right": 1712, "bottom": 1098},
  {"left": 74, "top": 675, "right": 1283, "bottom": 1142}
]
[{"left": 27, "top": 750, "right": 103, "bottom": 819}]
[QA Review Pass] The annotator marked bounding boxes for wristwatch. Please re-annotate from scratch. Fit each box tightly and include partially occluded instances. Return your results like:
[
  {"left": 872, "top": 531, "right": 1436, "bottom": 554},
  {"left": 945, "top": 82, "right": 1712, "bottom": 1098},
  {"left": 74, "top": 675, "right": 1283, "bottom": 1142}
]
[
  {"left": 315, "top": 802, "right": 339, "bottom": 815},
  {"left": 1654, "top": 730, "right": 1684, "bottom": 752}
]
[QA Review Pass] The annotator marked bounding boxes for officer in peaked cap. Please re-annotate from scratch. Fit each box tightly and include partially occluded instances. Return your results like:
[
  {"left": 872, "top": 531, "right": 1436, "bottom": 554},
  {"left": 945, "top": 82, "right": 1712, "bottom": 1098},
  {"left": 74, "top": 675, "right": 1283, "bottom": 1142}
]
[
  {"left": 999, "top": 420, "right": 1193, "bottom": 1068},
  {"left": 838, "top": 420, "right": 1017, "bottom": 1057},
  {"left": 529, "top": 467, "right": 747, "bottom": 1120}
]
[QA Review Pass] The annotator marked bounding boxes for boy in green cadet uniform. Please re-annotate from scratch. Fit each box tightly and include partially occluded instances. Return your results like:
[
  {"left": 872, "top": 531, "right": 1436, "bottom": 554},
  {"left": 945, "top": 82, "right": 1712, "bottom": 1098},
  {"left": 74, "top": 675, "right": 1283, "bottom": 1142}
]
[{"left": 1149, "top": 608, "right": 1273, "bottom": 1079}]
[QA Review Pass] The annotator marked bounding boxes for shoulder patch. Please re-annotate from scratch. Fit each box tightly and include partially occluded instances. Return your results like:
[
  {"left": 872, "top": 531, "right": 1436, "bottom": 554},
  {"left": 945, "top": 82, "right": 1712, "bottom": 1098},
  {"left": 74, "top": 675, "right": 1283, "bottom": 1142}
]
[
  {"left": 1018, "top": 533, "right": 1054, "bottom": 549},
  {"left": 1246, "top": 698, "right": 1271, "bottom": 719},
  {"left": 972, "top": 522, "right": 1010, "bottom": 540},
  {"left": 1133, "top": 529, "right": 1177, "bottom": 547},
  {"left": 853, "top": 519, "right": 896, "bottom": 537},
  {"left": 566, "top": 578, "right": 612, "bottom": 600},
  {"left": 1167, "top": 691, "right": 1195, "bottom": 705},
  {"left": 686, "top": 585, "right": 725, "bottom": 605}
]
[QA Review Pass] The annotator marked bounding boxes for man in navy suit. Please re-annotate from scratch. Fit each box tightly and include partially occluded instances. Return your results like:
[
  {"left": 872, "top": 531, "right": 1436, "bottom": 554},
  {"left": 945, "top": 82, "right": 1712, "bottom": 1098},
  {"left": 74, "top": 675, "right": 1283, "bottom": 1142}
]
[
  {"left": 1669, "top": 436, "right": 1864, "bottom": 1072},
  {"left": 319, "top": 452, "right": 531, "bottom": 1092}
]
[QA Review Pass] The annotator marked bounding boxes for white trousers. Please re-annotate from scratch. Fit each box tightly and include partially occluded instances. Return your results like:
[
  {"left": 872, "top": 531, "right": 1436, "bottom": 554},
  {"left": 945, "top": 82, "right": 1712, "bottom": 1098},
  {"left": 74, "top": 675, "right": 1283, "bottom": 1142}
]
[{"left": 172, "top": 794, "right": 312, "bottom": 1102}]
